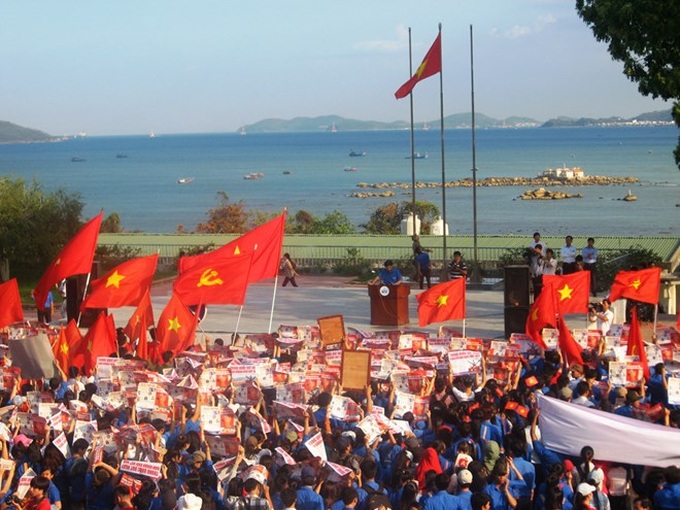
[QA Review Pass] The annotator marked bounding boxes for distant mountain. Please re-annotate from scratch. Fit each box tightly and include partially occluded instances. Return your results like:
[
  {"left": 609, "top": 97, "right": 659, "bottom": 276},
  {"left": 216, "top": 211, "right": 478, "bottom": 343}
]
[
  {"left": 0, "top": 120, "right": 53, "bottom": 143},
  {"left": 541, "top": 109, "right": 673, "bottom": 127}
]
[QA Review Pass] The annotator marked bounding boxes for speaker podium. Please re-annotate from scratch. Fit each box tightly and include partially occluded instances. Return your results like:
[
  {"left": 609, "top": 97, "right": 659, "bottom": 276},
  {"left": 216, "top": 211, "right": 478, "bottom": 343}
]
[
  {"left": 368, "top": 284, "right": 410, "bottom": 326},
  {"left": 503, "top": 265, "right": 531, "bottom": 338}
]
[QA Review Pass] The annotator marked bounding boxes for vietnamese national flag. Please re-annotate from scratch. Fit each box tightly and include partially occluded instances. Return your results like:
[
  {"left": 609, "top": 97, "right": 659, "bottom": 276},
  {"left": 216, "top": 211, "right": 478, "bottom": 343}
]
[
  {"left": 179, "top": 212, "right": 286, "bottom": 284},
  {"left": 52, "top": 319, "right": 83, "bottom": 374},
  {"left": 81, "top": 254, "right": 158, "bottom": 310},
  {"left": 156, "top": 292, "right": 197, "bottom": 356},
  {"left": 543, "top": 272, "right": 590, "bottom": 314},
  {"left": 626, "top": 307, "right": 650, "bottom": 379},
  {"left": 0, "top": 279, "right": 24, "bottom": 328},
  {"left": 33, "top": 212, "right": 103, "bottom": 311},
  {"left": 557, "top": 312, "right": 584, "bottom": 366},
  {"left": 525, "top": 284, "right": 555, "bottom": 349},
  {"left": 608, "top": 267, "right": 661, "bottom": 305},
  {"left": 80, "top": 312, "right": 118, "bottom": 375},
  {"left": 124, "top": 289, "right": 155, "bottom": 359},
  {"left": 173, "top": 252, "right": 253, "bottom": 306},
  {"left": 395, "top": 32, "right": 442, "bottom": 99},
  {"left": 416, "top": 278, "right": 465, "bottom": 327}
]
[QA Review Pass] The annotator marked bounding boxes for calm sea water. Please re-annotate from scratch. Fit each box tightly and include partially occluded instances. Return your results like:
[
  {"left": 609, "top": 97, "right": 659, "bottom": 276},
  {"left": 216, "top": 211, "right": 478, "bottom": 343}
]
[{"left": 1, "top": 126, "right": 678, "bottom": 236}]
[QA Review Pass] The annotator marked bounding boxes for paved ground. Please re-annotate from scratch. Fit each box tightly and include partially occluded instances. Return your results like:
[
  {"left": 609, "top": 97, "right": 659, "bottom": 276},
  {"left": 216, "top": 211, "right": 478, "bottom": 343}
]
[{"left": 31, "top": 275, "right": 676, "bottom": 341}]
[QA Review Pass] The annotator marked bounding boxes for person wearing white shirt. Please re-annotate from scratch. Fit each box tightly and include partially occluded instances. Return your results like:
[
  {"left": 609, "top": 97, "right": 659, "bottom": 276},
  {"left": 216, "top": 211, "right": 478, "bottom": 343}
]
[
  {"left": 560, "top": 235, "right": 578, "bottom": 274},
  {"left": 588, "top": 299, "right": 614, "bottom": 336},
  {"left": 543, "top": 249, "right": 558, "bottom": 276}
]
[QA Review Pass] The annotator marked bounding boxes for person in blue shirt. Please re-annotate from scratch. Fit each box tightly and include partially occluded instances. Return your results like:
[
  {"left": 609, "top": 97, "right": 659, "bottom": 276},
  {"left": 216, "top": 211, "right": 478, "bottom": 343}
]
[
  {"left": 483, "top": 458, "right": 519, "bottom": 510},
  {"left": 647, "top": 363, "right": 669, "bottom": 406},
  {"left": 415, "top": 247, "right": 432, "bottom": 289},
  {"left": 614, "top": 390, "right": 643, "bottom": 418},
  {"left": 653, "top": 465, "right": 680, "bottom": 510},
  {"left": 370, "top": 260, "right": 403, "bottom": 286},
  {"left": 422, "top": 473, "right": 458, "bottom": 510},
  {"left": 296, "top": 466, "right": 325, "bottom": 510}
]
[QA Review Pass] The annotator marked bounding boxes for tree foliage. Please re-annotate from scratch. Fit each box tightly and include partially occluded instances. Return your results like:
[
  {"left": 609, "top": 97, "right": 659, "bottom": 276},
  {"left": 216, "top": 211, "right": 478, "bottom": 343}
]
[
  {"left": 287, "top": 210, "right": 356, "bottom": 235},
  {"left": 361, "top": 200, "right": 440, "bottom": 234},
  {"left": 576, "top": 0, "right": 680, "bottom": 169},
  {"left": 196, "top": 192, "right": 251, "bottom": 234},
  {"left": 101, "top": 212, "right": 123, "bottom": 233},
  {"left": 0, "top": 178, "right": 85, "bottom": 279}
]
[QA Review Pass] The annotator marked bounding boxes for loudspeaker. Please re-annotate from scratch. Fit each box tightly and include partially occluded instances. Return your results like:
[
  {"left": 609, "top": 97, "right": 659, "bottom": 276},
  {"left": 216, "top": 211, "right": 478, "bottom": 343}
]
[
  {"left": 504, "top": 265, "right": 530, "bottom": 307},
  {"left": 504, "top": 306, "right": 529, "bottom": 339},
  {"left": 66, "top": 261, "right": 105, "bottom": 327}
]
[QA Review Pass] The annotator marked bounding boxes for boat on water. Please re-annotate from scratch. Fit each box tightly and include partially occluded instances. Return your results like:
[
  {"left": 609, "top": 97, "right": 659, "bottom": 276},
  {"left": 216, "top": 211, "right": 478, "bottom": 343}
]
[
  {"left": 71, "top": 157, "right": 86, "bottom": 162},
  {"left": 282, "top": 170, "right": 292, "bottom": 175},
  {"left": 330, "top": 121, "right": 337, "bottom": 133},
  {"left": 149, "top": 131, "right": 156, "bottom": 139},
  {"left": 177, "top": 177, "right": 194, "bottom": 185},
  {"left": 239, "top": 126, "right": 247, "bottom": 135},
  {"left": 349, "top": 150, "right": 366, "bottom": 157},
  {"left": 116, "top": 153, "right": 128, "bottom": 159},
  {"left": 423, "top": 122, "right": 430, "bottom": 131},
  {"left": 344, "top": 167, "right": 358, "bottom": 172},
  {"left": 405, "top": 152, "right": 428, "bottom": 159},
  {"left": 244, "top": 172, "right": 264, "bottom": 180}
]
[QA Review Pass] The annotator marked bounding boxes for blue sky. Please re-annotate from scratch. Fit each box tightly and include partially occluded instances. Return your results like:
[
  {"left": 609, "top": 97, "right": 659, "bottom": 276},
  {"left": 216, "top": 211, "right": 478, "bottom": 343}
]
[{"left": 0, "top": 0, "right": 669, "bottom": 136}]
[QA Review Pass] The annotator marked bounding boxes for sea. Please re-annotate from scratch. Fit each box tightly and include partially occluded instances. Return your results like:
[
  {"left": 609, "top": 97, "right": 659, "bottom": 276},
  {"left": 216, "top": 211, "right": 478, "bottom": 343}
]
[{"left": 1, "top": 126, "right": 679, "bottom": 237}]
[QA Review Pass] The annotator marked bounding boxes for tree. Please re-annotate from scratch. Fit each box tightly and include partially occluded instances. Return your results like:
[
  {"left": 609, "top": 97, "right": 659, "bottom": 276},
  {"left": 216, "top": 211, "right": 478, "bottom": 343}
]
[
  {"left": 101, "top": 212, "right": 123, "bottom": 233},
  {"left": 288, "top": 210, "right": 356, "bottom": 235},
  {"left": 576, "top": 0, "right": 680, "bottom": 169},
  {"left": 196, "top": 192, "right": 250, "bottom": 233},
  {"left": 361, "top": 201, "right": 440, "bottom": 234},
  {"left": 0, "top": 177, "right": 84, "bottom": 279}
]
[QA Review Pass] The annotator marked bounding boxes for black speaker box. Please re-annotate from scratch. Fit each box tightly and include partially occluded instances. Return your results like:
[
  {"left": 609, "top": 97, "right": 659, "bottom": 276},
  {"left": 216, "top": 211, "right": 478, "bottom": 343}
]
[
  {"left": 504, "top": 306, "right": 529, "bottom": 339},
  {"left": 504, "top": 265, "right": 530, "bottom": 307}
]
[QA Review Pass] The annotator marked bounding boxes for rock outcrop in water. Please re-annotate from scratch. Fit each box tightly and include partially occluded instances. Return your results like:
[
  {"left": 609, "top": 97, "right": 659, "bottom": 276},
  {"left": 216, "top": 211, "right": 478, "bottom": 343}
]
[{"left": 518, "top": 187, "right": 582, "bottom": 200}]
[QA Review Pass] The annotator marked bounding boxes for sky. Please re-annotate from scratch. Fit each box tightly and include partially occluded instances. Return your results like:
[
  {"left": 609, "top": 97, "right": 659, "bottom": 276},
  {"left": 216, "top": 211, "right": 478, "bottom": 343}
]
[{"left": 0, "top": 0, "right": 670, "bottom": 136}]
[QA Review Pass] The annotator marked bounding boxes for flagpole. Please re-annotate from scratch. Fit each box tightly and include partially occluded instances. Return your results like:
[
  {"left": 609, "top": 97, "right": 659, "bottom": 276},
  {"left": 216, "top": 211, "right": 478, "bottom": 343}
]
[
  {"left": 653, "top": 304, "right": 658, "bottom": 331},
  {"left": 462, "top": 319, "right": 466, "bottom": 338},
  {"left": 268, "top": 274, "right": 280, "bottom": 334},
  {"left": 437, "top": 23, "right": 447, "bottom": 274},
  {"left": 234, "top": 305, "right": 243, "bottom": 341},
  {"left": 408, "top": 27, "right": 417, "bottom": 233},
  {"left": 76, "top": 272, "right": 93, "bottom": 327},
  {"left": 469, "top": 24, "right": 481, "bottom": 284}
]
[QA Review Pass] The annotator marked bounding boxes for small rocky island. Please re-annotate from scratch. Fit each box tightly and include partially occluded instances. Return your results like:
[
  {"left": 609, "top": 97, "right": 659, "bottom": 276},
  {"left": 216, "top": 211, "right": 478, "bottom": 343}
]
[{"left": 518, "top": 187, "right": 582, "bottom": 200}]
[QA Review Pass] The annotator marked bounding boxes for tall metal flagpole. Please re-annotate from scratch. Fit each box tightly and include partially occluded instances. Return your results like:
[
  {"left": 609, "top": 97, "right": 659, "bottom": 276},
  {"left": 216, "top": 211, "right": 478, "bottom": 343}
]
[
  {"left": 408, "top": 28, "right": 417, "bottom": 229},
  {"left": 470, "top": 24, "right": 481, "bottom": 283},
  {"left": 438, "top": 23, "right": 447, "bottom": 271}
]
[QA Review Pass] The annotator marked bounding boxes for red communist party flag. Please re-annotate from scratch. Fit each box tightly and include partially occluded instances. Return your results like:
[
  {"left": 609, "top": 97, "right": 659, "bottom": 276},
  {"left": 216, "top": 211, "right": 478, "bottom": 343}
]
[
  {"left": 80, "top": 312, "right": 117, "bottom": 375},
  {"left": 395, "top": 32, "right": 442, "bottom": 99},
  {"left": 557, "top": 312, "right": 584, "bottom": 366},
  {"left": 157, "top": 292, "right": 197, "bottom": 356},
  {"left": 416, "top": 278, "right": 465, "bottom": 327},
  {"left": 525, "top": 284, "right": 555, "bottom": 349},
  {"left": 33, "top": 212, "right": 103, "bottom": 311},
  {"left": 179, "top": 212, "right": 286, "bottom": 284},
  {"left": 173, "top": 252, "right": 253, "bottom": 306},
  {"left": 81, "top": 254, "right": 158, "bottom": 310},
  {"left": 608, "top": 267, "right": 661, "bottom": 305},
  {"left": 626, "top": 307, "right": 650, "bottom": 379},
  {"left": 543, "top": 272, "right": 590, "bottom": 314},
  {"left": 0, "top": 279, "right": 24, "bottom": 327}
]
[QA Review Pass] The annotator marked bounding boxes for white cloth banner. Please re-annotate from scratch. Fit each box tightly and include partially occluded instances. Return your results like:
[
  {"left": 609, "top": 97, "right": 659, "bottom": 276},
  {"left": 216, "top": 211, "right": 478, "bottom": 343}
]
[{"left": 538, "top": 395, "right": 680, "bottom": 468}]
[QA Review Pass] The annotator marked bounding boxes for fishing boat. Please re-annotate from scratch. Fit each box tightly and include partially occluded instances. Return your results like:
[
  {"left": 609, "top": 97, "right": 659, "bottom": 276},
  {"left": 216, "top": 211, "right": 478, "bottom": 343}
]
[
  {"left": 349, "top": 150, "right": 366, "bottom": 157},
  {"left": 244, "top": 172, "right": 264, "bottom": 180},
  {"left": 71, "top": 157, "right": 86, "bottom": 162},
  {"left": 149, "top": 131, "right": 156, "bottom": 139},
  {"left": 405, "top": 152, "right": 428, "bottom": 159},
  {"left": 177, "top": 177, "right": 194, "bottom": 184},
  {"left": 116, "top": 153, "right": 128, "bottom": 159},
  {"left": 344, "top": 167, "right": 358, "bottom": 172},
  {"left": 239, "top": 126, "right": 247, "bottom": 135},
  {"left": 282, "top": 169, "right": 292, "bottom": 175}
]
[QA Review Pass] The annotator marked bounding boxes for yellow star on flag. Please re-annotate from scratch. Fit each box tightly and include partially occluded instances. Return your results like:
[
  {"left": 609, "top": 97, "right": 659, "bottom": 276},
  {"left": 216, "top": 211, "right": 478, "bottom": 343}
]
[
  {"left": 629, "top": 278, "right": 641, "bottom": 290},
  {"left": 168, "top": 316, "right": 182, "bottom": 333},
  {"left": 106, "top": 270, "right": 126, "bottom": 289},
  {"left": 435, "top": 294, "right": 448, "bottom": 307},
  {"left": 60, "top": 343, "right": 69, "bottom": 355},
  {"left": 416, "top": 59, "right": 430, "bottom": 78},
  {"left": 54, "top": 258, "right": 61, "bottom": 266},
  {"left": 234, "top": 246, "right": 241, "bottom": 255},
  {"left": 557, "top": 284, "right": 574, "bottom": 301},
  {"left": 531, "top": 308, "right": 539, "bottom": 321}
]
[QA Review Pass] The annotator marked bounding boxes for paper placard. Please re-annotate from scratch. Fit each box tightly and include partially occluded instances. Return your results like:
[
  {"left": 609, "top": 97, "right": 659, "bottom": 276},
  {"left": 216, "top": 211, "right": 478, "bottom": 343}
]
[
  {"left": 318, "top": 315, "right": 345, "bottom": 346},
  {"left": 340, "top": 350, "right": 370, "bottom": 390},
  {"left": 304, "top": 432, "right": 327, "bottom": 462},
  {"left": 668, "top": 377, "right": 680, "bottom": 405},
  {"left": 120, "top": 459, "right": 163, "bottom": 481}
]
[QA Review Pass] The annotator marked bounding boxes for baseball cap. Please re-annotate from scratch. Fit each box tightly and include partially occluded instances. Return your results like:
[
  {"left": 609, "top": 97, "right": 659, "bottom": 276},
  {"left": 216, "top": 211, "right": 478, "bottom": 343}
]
[
  {"left": 588, "top": 468, "right": 604, "bottom": 485},
  {"left": 458, "top": 469, "right": 473, "bottom": 485},
  {"left": 178, "top": 493, "right": 203, "bottom": 510},
  {"left": 577, "top": 483, "right": 596, "bottom": 496}
]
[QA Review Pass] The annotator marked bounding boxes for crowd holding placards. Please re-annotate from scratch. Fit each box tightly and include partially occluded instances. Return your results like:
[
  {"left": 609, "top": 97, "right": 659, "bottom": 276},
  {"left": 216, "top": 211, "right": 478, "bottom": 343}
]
[{"left": 0, "top": 318, "right": 678, "bottom": 510}]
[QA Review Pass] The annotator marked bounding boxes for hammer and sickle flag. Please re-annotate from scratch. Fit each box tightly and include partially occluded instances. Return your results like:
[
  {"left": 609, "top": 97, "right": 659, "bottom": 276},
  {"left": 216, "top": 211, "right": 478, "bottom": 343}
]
[
  {"left": 173, "top": 251, "right": 253, "bottom": 306},
  {"left": 395, "top": 32, "right": 442, "bottom": 99},
  {"left": 608, "top": 267, "right": 661, "bottom": 305}
]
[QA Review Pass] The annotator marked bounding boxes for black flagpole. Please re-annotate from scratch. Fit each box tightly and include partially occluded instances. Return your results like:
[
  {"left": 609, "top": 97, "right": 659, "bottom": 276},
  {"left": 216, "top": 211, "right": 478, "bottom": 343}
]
[
  {"left": 470, "top": 24, "right": 481, "bottom": 283},
  {"left": 438, "top": 23, "right": 447, "bottom": 273},
  {"left": 408, "top": 28, "right": 417, "bottom": 235}
]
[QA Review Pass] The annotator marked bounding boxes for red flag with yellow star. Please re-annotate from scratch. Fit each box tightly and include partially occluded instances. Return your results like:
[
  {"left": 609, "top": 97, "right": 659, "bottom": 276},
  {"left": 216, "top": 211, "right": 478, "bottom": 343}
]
[
  {"left": 173, "top": 252, "right": 253, "bottom": 306},
  {"left": 33, "top": 212, "right": 103, "bottom": 311},
  {"left": 395, "top": 32, "right": 442, "bottom": 99},
  {"left": 525, "top": 284, "right": 555, "bottom": 349},
  {"left": 626, "top": 307, "right": 650, "bottom": 379},
  {"left": 79, "top": 312, "right": 117, "bottom": 375},
  {"left": 81, "top": 254, "right": 158, "bottom": 310},
  {"left": 543, "top": 272, "right": 590, "bottom": 314},
  {"left": 156, "top": 292, "right": 197, "bottom": 356},
  {"left": 52, "top": 319, "right": 83, "bottom": 374},
  {"left": 179, "top": 212, "right": 286, "bottom": 284},
  {"left": 124, "top": 289, "right": 155, "bottom": 359},
  {"left": 609, "top": 267, "right": 661, "bottom": 305},
  {"left": 0, "top": 279, "right": 24, "bottom": 328},
  {"left": 557, "top": 312, "right": 584, "bottom": 366},
  {"left": 416, "top": 278, "right": 465, "bottom": 327}
]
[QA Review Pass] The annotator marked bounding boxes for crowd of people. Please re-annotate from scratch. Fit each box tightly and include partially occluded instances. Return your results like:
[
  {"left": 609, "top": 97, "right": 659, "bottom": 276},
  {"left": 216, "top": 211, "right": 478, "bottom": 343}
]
[{"left": 0, "top": 315, "right": 678, "bottom": 510}]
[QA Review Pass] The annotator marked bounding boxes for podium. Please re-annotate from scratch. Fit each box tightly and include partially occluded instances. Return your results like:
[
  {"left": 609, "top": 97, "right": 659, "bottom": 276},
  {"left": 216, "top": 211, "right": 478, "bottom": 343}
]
[{"left": 368, "top": 284, "right": 410, "bottom": 326}]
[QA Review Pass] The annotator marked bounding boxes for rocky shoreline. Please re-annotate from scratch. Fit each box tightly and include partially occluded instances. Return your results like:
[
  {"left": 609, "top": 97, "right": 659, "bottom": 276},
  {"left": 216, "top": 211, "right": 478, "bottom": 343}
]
[
  {"left": 518, "top": 187, "right": 582, "bottom": 200},
  {"left": 353, "top": 175, "right": 639, "bottom": 196}
]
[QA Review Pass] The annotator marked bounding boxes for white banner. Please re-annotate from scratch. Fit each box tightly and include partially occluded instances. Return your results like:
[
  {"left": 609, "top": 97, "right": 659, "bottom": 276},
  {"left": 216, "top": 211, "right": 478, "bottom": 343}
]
[{"left": 538, "top": 395, "right": 680, "bottom": 468}]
